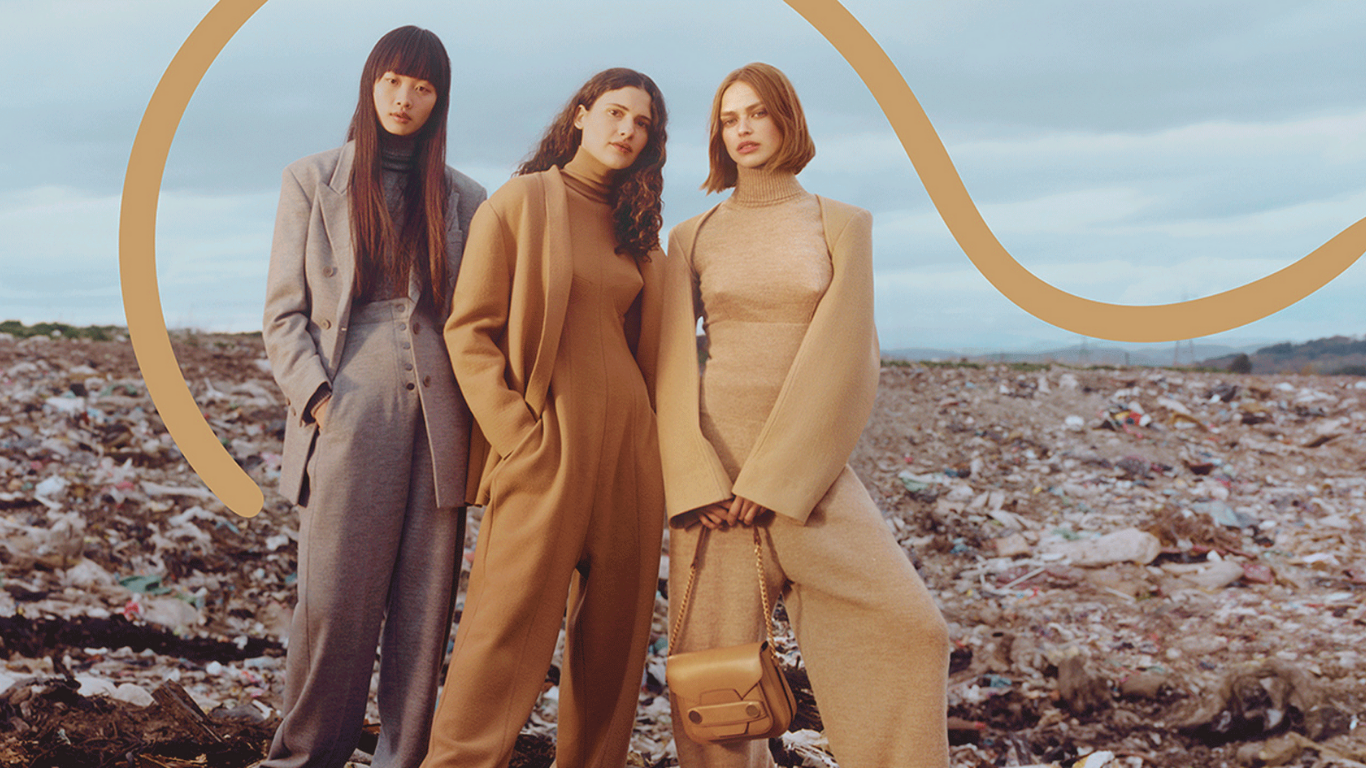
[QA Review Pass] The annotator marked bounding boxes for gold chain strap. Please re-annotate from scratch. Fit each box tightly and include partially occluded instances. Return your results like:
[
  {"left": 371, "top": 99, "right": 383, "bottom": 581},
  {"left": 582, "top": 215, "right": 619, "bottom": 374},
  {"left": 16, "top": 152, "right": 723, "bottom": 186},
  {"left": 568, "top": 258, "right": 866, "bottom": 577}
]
[
  {"left": 668, "top": 532, "right": 703, "bottom": 651},
  {"left": 751, "top": 526, "right": 777, "bottom": 647},
  {"left": 669, "top": 526, "right": 776, "bottom": 655}
]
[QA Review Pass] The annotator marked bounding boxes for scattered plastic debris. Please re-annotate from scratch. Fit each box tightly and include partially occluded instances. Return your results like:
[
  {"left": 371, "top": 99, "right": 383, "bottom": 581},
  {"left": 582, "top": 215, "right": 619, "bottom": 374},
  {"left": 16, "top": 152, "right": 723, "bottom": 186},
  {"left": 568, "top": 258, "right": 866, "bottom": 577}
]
[{"left": 4, "top": 335, "right": 1365, "bottom": 767}]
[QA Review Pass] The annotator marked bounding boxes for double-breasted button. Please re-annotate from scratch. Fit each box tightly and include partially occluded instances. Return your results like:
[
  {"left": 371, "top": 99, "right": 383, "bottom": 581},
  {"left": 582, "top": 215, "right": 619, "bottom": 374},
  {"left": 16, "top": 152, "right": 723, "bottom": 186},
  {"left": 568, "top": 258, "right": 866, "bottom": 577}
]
[
  {"left": 320, "top": 318, "right": 332, "bottom": 330},
  {"left": 323, "top": 266, "right": 336, "bottom": 277},
  {"left": 412, "top": 321, "right": 421, "bottom": 334},
  {"left": 405, "top": 382, "right": 415, "bottom": 391},
  {"left": 397, "top": 322, "right": 406, "bottom": 331},
  {"left": 422, "top": 375, "right": 431, "bottom": 387},
  {"left": 404, "top": 363, "right": 414, "bottom": 371},
  {"left": 402, "top": 342, "right": 411, "bottom": 350}
]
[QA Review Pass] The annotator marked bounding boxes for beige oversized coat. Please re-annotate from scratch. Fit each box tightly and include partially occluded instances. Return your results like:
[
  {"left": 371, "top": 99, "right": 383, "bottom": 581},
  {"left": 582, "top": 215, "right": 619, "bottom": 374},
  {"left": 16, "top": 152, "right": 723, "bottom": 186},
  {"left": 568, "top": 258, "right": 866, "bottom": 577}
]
[
  {"left": 444, "top": 166, "right": 667, "bottom": 507},
  {"left": 262, "top": 142, "right": 486, "bottom": 507},
  {"left": 654, "top": 196, "right": 880, "bottom": 525}
]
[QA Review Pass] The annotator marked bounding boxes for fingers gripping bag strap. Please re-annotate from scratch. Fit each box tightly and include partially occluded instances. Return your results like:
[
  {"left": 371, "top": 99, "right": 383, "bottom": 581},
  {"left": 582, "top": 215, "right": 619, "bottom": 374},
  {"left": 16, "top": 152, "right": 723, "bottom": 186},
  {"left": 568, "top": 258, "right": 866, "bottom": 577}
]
[{"left": 666, "top": 526, "right": 797, "bottom": 743}]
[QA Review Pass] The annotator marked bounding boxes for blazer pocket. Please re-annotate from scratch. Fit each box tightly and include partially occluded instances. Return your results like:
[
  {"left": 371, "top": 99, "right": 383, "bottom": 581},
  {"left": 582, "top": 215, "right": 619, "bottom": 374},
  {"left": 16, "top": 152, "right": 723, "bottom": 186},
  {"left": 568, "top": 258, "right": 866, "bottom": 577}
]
[
  {"left": 279, "top": 419, "right": 320, "bottom": 506},
  {"left": 507, "top": 416, "right": 544, "bottom": 460},
  {"left": 487, "top": 416, "right": 544, "bottom": 492}
]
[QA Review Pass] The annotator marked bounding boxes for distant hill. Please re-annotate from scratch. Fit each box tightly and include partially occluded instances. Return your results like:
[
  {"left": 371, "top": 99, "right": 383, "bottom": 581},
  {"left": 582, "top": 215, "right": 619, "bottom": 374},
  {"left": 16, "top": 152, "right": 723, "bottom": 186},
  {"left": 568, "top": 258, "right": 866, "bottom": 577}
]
[
  {"left": 1197, "top": 335, "right": 1366, "bottom": 375},
  {"left": 885, "top": 341, "right": 1251, "bottom": 368},
  {"left": 887, "top": 335, "right": 1366, "bottom": 374},
  {"left": 882, "top": 347, "right": 964, "bottom": 362}
]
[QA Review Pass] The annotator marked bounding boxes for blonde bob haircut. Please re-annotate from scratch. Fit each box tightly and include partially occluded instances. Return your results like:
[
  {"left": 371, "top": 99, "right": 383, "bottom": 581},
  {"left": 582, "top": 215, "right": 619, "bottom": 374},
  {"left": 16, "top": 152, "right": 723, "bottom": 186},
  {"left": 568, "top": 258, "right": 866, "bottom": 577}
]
[{"left": 703, "top": 62, "right": 816, "bottom": 193}]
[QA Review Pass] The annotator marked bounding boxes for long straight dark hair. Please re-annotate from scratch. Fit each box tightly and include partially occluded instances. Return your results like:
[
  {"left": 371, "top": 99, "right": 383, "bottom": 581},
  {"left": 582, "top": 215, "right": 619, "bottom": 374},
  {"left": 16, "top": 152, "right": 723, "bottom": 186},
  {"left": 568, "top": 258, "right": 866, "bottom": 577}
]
[
  {"left": 517, "top": 68, "right": 668, "bottom": 260},
  {"left": 347, "top": 26, "right": 453, "bottom": 316}
]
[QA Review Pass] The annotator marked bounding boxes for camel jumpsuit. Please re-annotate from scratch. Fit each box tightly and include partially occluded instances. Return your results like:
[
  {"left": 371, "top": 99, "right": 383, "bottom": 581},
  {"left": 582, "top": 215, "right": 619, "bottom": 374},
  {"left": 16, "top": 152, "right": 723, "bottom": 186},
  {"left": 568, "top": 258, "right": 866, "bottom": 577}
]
[{"left": 423, "top": 149, "right": 664, "bottom": 768}]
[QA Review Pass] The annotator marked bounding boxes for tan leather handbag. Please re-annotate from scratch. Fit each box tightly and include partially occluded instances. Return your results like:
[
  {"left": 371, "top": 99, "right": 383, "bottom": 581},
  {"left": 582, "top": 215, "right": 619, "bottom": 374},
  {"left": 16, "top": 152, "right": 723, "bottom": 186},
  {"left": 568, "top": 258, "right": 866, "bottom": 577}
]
[{"left": 666, "top": 526, "right": 797, "bottom": 743}]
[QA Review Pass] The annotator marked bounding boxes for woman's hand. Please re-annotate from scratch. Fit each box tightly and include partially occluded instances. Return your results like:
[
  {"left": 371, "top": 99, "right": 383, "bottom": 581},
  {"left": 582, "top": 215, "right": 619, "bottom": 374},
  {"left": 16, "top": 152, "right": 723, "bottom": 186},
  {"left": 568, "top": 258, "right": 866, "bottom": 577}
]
[
  {"left": 728, "top": 495, "right": 770, "bottom": 527},
  {"left": 694, "top": 502, "right": 733, "bottom": 530},
  {"left": 691, "top": 496, "right": 771, "bottom": 530},
  {"left": 312, "top": 395, "right": 331, "bottom": 431}
]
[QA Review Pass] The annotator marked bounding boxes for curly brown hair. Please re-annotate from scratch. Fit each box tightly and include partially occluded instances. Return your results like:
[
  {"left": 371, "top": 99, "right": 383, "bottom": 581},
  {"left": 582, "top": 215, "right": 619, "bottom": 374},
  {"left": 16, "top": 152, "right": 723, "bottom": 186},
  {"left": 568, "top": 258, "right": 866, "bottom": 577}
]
[{"left": 518, "top": 68, "right": 668, "bottom": 260}]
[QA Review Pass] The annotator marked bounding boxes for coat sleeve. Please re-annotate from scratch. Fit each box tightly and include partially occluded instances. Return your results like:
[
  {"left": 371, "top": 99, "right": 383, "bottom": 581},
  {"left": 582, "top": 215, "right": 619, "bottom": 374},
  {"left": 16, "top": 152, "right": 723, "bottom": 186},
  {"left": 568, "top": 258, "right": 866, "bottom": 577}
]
[
  {"left": 652, "top": 226, "right": 735, "bottom": 525},
  {"left": 444, "top": 199, "right": 539, "bottom": 458},
  {"left": 730, "top": 206, "right": 880, "bottom": 523},
  {"left": 262, "top": 165, "right": 331, "bottom": 421}
]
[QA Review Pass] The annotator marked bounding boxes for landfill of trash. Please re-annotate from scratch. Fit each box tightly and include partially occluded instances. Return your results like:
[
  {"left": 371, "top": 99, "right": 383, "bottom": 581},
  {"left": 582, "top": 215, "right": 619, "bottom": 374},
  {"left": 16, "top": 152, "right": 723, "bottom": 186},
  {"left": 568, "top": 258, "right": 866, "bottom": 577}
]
[{"left": 1, "top": 330, "right": 1363, "bottom": 768}]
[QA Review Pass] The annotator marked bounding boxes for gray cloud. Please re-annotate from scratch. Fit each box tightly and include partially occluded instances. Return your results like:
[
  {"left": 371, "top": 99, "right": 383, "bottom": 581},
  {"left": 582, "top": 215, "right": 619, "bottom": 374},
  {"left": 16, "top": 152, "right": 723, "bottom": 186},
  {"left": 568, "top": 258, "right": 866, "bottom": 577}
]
[{"left": 2, "top": 0, "right": 1363, "bottom": 350}]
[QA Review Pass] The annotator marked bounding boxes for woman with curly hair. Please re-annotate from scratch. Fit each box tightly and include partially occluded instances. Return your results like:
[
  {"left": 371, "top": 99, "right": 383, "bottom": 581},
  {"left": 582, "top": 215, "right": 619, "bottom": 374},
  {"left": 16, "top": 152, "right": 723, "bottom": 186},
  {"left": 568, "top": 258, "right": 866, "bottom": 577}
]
[
  {"left": 421, "top": 68, "right": 669, "bottom": 768},
  {"left": 260, "top": 25, "right": 485, "bottom": 768},
  {"left": 655, "top": 62, "right": 950, "bottom": 767}
]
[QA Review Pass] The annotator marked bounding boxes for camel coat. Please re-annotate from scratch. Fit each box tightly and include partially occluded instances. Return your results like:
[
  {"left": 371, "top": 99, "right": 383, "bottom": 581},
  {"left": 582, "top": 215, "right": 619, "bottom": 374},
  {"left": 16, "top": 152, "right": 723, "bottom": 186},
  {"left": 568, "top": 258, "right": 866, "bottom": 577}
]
[
  {"left": 444, "top": 165, "right": 666, "bottom": 504},
  {"left": 654, "top": 196, "right": 880, "bottom": 525},
  {"left": 263, "top": 142, "right": 485, "bottom": 507}
]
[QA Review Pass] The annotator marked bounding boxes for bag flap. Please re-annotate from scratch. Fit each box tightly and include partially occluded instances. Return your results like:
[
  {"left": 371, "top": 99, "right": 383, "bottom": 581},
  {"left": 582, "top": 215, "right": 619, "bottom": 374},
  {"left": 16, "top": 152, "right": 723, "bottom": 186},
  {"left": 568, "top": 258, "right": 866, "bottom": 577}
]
[{"left": 667, "top": 640, "right": 770, "bottom": 702}]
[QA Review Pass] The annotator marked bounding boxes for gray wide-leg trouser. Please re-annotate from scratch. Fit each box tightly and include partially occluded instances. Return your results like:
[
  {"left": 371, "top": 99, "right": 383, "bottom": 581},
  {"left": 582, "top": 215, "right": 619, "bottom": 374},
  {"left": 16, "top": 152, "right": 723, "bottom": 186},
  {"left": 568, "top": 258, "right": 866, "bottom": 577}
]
[{"left": 265, "top": 299, "right": 464, "bottom": 768}]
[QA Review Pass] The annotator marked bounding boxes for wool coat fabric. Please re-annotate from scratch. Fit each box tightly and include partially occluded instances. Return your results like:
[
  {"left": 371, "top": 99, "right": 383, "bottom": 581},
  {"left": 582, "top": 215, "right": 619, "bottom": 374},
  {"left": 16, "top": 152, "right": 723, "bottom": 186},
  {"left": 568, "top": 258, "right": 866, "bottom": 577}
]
[
  {"left": 446, "top": 165, "right": 667, "bottom": 506},
  {"left": 263, "top": 141, "right": 485, "bottom": 509}
]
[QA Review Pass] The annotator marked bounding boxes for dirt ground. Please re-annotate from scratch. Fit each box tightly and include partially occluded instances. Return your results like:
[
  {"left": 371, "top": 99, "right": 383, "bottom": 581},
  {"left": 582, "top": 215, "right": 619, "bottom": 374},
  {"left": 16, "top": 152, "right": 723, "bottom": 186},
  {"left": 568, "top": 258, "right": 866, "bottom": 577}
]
[{"left": 1, "top": 331, "right": 1363, "bottom": 768}]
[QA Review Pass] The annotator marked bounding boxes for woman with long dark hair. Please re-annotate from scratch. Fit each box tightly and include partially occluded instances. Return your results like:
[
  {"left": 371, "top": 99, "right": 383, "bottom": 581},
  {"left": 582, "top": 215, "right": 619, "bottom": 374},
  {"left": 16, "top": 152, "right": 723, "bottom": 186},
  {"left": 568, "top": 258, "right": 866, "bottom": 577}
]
[
  {"left": 655, "top": 62, "right": 951, "bottom": 767},
  {"left": 261, "top": 25, "right": 485, "bottom": 768},
  {"left": 420, "top": 68, "right": 668, "bottom": 768}
]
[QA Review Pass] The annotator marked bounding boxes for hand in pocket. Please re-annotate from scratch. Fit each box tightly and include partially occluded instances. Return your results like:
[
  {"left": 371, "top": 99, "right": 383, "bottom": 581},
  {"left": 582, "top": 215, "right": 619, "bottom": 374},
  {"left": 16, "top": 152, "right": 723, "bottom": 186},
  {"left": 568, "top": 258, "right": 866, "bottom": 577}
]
[{"left": 313, "top": 394, "right": 331, "bottom": 431}]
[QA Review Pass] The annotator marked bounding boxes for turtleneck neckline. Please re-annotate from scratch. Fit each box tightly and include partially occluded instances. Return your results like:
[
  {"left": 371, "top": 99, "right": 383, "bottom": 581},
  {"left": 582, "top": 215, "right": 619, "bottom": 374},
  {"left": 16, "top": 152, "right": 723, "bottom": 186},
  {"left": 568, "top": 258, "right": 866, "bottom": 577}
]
[
  {"left": 381, "top": 139, "right": 417, "bottom": 172},
  {"left": 729, "top": 166, "right": 808, "bottom": 207},
  {"left": 562, "top": 147, "right": 615, "bottom": 204}
]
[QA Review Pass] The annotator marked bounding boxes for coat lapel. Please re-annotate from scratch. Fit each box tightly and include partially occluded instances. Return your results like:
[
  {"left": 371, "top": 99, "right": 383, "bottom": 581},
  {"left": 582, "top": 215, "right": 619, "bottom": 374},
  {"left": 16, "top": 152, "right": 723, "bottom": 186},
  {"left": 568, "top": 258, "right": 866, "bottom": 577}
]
[
  {"left": 524, "top": 167, "right": 572, "bottom": 415},
  {"left": 320, "top": 143, "right": 357, "bottom": 360}
]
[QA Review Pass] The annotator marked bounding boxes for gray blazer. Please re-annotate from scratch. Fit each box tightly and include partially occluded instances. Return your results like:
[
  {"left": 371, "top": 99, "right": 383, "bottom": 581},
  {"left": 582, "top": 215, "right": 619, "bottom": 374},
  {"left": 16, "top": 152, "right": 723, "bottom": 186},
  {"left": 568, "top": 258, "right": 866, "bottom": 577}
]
[{"left": 262, "top": 141, "right": 487, "bottom": 507}]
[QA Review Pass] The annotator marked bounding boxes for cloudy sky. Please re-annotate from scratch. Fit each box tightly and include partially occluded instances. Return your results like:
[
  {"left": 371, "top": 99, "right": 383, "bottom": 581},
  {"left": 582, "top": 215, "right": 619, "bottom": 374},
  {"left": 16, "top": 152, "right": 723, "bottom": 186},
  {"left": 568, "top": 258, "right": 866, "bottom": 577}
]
[{"left": 2, "top": 0, "right": 1364, "bottom": 353}]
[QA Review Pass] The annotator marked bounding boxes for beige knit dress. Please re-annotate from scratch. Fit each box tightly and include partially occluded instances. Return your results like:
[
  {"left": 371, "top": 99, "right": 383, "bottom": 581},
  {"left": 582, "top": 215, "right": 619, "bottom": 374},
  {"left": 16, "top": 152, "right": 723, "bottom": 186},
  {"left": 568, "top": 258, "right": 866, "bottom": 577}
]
[
  {"left": 665, "top": 167, "right": 950, "bottom": 768},
  {"left": 694, "top": 172, "right": 830, "bottom": 477}
]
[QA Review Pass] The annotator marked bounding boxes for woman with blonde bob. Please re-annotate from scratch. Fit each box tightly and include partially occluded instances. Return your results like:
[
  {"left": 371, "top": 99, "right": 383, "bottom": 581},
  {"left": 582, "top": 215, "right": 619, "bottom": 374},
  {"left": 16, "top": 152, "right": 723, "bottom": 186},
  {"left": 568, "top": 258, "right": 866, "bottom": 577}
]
[
  {"left": 656, "top": 62, "right": 951, "bottom": 767},
  {"left": 421, "top": 67, "right": 668, "bottom": 768}
]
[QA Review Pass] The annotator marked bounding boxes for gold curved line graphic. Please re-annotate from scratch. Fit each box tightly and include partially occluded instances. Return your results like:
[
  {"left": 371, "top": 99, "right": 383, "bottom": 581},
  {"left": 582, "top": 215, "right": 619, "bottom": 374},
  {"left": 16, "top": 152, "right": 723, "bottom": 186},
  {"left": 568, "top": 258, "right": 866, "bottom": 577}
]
[
  {"left": 119, "top": 0, "right": 268, "bottom": 518},
  {"left": 123, "top": 0, "right": 1364, "bottom": 518},
  {"left": 784, "top": 0, "right": 1366, "bottom": 343}
]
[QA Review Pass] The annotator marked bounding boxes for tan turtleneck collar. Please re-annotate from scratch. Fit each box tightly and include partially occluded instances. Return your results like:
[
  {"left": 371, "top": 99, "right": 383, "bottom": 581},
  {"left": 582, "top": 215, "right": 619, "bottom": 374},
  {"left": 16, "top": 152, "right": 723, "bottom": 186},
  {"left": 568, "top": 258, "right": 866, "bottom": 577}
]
[
  {"left": 729, "top": 165, "right": 808, "bottom": 207},
  {"left": 562, "top": 146, "right": 615, "bottom": 204}
]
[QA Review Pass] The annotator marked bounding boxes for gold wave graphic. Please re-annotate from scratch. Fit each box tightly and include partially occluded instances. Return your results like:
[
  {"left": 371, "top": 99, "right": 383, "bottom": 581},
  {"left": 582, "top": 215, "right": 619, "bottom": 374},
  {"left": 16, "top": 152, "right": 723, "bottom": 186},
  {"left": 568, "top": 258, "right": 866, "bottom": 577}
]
[{"left": 120, "top": 0, "right": 269, "bottom": 518}]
